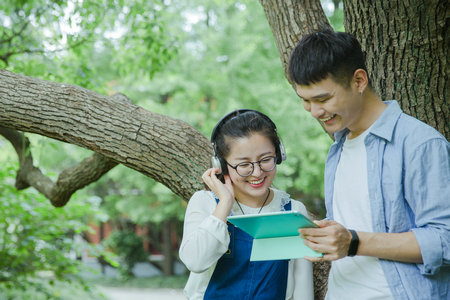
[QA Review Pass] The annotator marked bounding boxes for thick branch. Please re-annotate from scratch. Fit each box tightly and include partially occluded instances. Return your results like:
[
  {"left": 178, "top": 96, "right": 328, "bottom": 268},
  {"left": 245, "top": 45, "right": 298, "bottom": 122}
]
[
  {"left": 0, "top": 69, "right": 211, "bottom": 202},
  {"left": 0, "top": 127, "right": 117, "bottom": 207}
]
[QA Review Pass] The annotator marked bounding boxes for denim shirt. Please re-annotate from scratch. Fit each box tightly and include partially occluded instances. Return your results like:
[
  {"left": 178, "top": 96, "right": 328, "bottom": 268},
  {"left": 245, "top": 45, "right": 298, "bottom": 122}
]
[{"left": 324, "top": 101, "right": 450, "bottom": 299}]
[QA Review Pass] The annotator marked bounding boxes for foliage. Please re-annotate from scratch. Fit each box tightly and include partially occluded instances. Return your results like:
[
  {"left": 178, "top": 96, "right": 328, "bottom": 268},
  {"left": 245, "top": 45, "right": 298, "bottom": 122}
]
[
  {"left": 322, "top": 0, "right": 345, "bottom": 31},
  {"left": 102, "top": 230, "right": 149, "bottom": 279},
  {"left": 101, "top": 166, "right": 186, "bottom": 225},
  {"left": 0, "top": 279, "right": 105, "bottom": 300},
  {"left": 0, "top": 160, "right": 110, "bottom": 298},
  {"left": 0, "top": 0, "right": 178, "bottom": 90}
]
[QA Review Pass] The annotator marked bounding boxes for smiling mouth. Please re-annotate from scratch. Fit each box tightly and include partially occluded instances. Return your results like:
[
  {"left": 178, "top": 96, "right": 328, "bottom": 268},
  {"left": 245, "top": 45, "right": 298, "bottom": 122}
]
[
  {"left": 248, "top": 178, "right": 264, "bottom": 185},
  {"left": 320, "top": 114, "right": 336, "bottom": 122}
]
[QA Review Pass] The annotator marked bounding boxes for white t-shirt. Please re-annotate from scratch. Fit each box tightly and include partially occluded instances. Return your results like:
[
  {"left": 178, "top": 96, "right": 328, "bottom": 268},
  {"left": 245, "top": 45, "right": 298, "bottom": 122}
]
[
  {"left": 326, "top": 130, "right": 393, "bottom": 300},
  {"left": 179, "top": 188, "right": 314, "bottom": 300}
]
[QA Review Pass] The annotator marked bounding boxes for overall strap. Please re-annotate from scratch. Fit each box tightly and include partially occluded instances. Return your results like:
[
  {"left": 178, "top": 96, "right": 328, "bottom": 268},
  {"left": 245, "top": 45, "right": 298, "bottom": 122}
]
[
  {"left": 205, "top": 192, "right": 289, "bottom": 299},
  {"left": 283, "top": 198, "right": 292, "bottom": 211}
]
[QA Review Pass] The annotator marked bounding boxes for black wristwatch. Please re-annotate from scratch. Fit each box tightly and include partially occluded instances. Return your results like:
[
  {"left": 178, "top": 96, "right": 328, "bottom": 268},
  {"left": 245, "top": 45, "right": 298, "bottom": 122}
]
[{"left": 347, "top": 229, "right": 359, "bottom": 257}]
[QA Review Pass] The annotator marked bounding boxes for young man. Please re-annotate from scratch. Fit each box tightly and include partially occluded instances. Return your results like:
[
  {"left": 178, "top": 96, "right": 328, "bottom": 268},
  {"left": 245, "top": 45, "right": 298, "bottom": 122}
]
[{"left": 288, "top": 29, "right": 449, "bottom": 299}]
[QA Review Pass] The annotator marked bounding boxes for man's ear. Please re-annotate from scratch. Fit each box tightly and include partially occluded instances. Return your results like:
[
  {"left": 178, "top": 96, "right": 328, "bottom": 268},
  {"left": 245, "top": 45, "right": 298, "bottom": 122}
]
[{"left": 353, "top": 69, "right": 368, "bottom": 93}]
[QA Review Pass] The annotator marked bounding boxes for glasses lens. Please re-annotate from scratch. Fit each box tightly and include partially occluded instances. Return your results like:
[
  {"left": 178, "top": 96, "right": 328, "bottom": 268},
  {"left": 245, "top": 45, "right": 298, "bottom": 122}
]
[
  {"left": 234, "top": 156, "right": 276, "bottom": 177},
  {"left": 236, "top": 162, "right": 253, "bottom": 177},
  {"left": 260, "top": 156, "right": 276, "bottom": 172}
]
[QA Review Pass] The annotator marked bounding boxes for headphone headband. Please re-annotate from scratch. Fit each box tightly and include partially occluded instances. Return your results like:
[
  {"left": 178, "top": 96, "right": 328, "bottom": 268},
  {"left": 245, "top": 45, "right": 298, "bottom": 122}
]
[{"left": 210, "top": 109, "right": 277, "bottom": 143}]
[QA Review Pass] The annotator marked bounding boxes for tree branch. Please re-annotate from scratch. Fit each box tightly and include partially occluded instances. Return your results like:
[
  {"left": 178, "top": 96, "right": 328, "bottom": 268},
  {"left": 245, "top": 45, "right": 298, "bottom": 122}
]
[
  {"left": 0, "top": 69, "right": 211, "bottom": 203},
  {"left": 0, "top": 127, "right": 118, "bottom": 207}
]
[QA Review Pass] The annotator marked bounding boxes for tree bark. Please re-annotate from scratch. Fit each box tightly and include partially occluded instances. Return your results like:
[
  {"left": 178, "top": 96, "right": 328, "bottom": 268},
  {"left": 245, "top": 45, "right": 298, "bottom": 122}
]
[
  {"left": 161, "top": 220, "right": 175, "bottom": 276},
  {"left": 344, "top": 0, "right": 448, "bottom": 139},
  {"left": 0, "top": 69, "right": 211, "bottom": 201}
]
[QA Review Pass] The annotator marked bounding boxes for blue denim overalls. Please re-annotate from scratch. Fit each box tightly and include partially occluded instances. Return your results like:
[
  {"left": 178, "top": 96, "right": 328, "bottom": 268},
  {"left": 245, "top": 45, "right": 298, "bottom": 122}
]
[{"left": 204, "top": 197, "right": 291, "bottom": 299}]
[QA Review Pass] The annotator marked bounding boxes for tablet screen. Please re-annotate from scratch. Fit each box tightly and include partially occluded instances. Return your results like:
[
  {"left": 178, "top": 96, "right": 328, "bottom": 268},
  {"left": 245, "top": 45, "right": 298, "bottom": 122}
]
[{"left": 227, "top": 210, "right": 317, "bottom": 239}]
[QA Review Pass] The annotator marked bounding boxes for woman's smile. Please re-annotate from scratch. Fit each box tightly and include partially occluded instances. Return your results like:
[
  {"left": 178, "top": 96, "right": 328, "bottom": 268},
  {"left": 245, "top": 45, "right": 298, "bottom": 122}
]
[{"left": 248, "top": 177, "right": 265, "bottom": 188}]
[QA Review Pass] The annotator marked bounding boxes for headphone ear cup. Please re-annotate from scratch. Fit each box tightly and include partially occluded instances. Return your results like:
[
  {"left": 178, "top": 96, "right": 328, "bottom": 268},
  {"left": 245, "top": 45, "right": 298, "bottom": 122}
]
[
  {"left": 211, "top": 156, "right": 223, "bottom": 174},
  {"left": 277, "top": 141, "right": 287, "bottom": 164}
]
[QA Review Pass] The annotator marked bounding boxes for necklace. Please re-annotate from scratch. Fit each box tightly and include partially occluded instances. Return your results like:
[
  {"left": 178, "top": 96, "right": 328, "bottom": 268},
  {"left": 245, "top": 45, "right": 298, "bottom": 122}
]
[{"left": 235, "top": 189, "right": 271, "bottom": 215}]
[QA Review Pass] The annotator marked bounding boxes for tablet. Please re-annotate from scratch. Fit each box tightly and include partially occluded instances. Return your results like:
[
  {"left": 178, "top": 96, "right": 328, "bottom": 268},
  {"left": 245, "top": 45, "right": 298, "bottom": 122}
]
[
  {"left": 227, "top": 210, "right": 318, "bottom": 239},
  {"left": 227, "top": 210, "right": 322, "bottom": 261}
]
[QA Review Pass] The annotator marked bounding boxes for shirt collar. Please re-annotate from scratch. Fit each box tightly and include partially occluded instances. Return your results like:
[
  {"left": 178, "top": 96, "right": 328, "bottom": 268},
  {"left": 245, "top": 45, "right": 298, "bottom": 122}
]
[
  {"left": 334, "top": 100, "right": 402, "bottom": 143},
  {"left": 369, "top": 100, "right": 402, "bottom": 142}
]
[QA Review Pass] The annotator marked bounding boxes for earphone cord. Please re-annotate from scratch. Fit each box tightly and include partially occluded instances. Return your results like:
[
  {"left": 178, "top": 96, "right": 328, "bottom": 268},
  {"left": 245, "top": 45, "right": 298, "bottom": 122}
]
[{"left": 235, "top": 189, "right": 271, "bottom": 215}]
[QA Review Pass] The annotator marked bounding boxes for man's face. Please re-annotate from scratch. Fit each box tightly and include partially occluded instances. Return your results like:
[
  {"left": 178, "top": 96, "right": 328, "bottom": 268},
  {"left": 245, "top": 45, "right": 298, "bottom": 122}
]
[{"left": 295, "top": 77, "right": 363, "bottom": 134}]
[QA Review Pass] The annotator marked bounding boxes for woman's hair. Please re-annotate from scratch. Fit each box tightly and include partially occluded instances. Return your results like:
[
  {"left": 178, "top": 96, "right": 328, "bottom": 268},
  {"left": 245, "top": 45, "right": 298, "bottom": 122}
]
[{"left": 214, "top": 111, "right": 281, "bottom": 162}]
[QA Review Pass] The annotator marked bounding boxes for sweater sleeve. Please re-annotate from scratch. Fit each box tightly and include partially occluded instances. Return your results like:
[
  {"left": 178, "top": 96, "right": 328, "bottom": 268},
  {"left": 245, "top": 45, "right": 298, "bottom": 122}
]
[{"left": 179, "top": 191, "right": 230, "bottom": 273}]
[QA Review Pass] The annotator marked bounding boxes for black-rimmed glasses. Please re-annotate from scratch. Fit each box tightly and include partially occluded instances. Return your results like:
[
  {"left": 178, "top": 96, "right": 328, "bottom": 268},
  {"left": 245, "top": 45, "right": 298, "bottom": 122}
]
[{"left": 226, "top": 156, "right": 277, "bottom": 177}]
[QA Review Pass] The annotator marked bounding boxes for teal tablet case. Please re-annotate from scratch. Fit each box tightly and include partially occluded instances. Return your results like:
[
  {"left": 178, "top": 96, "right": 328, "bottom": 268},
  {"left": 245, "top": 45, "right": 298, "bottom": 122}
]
[{"left": 227, "top": 211, "right": 323, "bottom": 261}]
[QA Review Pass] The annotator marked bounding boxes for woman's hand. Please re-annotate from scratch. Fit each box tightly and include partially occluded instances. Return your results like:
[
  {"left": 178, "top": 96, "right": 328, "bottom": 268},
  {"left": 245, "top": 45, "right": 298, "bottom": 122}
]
[{"left": 202, "top": 168, "right": 235, "bottom": 221}]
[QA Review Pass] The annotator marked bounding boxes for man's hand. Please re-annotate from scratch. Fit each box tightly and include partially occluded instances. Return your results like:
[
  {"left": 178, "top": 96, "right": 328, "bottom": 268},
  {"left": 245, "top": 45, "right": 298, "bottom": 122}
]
[{"left": 299, "top": 220, "right": 352, "bottom": 262}]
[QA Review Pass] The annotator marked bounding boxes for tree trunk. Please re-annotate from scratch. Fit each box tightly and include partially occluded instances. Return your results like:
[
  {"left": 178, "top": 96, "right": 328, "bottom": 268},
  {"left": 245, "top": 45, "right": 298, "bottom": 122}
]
[
  {"left": 161, "top": 220, "right": 174, "bottom": 276},
  {"left": 344, "top": 0, "right": 448, "bottom": 139},
  {"left": 0, "top": 69, "right": 210, "bottom": 201},
  {"left": 260, "top": 0, "right": 332, "bottom": 84}
]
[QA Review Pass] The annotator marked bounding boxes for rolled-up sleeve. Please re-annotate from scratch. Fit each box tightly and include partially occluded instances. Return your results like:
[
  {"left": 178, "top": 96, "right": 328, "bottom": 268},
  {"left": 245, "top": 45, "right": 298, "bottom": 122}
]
[
  {"left": 407, "top": 139, "right": 450, "bottom": 275},
  {"left": 179, "top": 191, "right": 230, "bottom": 273}
]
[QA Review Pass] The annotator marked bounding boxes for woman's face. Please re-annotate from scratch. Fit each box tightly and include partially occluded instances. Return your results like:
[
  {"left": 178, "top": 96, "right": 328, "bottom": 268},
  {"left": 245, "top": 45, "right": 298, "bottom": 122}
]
[{"left": 224, "top": 133, "right": 277, "bottom": 204}]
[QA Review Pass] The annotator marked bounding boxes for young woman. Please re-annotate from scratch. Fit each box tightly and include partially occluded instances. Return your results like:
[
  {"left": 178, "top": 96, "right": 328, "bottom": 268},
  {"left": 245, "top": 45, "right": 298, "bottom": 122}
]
[{"left": 179, "top": 109, "right": 314, "bottom": 300}]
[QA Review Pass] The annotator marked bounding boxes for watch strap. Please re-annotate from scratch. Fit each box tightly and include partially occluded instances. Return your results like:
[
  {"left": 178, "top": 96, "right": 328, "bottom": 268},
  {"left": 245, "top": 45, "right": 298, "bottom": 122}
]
[{"left": 347, "top": 229, "right": 359, "bottom": 257}]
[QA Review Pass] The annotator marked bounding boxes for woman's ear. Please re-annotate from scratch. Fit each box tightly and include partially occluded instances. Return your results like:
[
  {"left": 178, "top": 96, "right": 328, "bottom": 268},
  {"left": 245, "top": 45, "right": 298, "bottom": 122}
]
[{"left": 353, "top": 68, "right": 368, "bottom": 93}]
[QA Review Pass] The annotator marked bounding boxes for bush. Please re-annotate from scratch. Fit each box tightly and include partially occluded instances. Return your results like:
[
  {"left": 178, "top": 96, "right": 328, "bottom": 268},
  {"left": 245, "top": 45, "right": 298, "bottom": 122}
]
[
  {"left": 102, "top": 230, "right": 149, "bottom": 279},
  {"left": 0, "top": 162, "right": 107, "bottom": 297}
]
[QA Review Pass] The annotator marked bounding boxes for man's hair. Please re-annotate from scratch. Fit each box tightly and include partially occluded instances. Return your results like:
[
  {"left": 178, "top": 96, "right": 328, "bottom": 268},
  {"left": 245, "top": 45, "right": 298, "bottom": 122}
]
[{"left": 288, "top": 29, "right": 369, "bottom": 88}]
